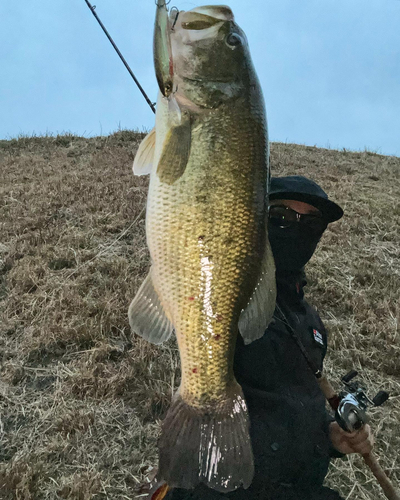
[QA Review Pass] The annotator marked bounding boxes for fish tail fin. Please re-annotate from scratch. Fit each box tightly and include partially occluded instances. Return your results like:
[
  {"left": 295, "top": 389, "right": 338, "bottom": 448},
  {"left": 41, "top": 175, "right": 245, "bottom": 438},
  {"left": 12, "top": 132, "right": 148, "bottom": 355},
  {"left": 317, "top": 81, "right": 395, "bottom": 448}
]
[{"left": 158, "top": 382, "right": 254, "bottom": 492}]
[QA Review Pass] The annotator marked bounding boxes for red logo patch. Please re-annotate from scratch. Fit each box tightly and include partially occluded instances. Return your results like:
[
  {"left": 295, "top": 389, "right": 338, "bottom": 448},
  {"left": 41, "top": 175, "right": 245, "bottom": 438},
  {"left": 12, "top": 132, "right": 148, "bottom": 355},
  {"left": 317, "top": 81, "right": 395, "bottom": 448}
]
[{"left": 313, "top": 328, "right": 324, "bottom": 346}]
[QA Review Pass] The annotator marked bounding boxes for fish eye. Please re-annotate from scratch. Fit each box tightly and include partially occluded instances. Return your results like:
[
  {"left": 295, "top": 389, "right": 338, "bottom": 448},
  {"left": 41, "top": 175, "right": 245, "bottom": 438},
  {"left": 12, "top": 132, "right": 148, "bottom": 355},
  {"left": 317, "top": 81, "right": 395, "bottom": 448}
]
[{"left": 226, "top": 33, "right": 243, "bottom": 47}]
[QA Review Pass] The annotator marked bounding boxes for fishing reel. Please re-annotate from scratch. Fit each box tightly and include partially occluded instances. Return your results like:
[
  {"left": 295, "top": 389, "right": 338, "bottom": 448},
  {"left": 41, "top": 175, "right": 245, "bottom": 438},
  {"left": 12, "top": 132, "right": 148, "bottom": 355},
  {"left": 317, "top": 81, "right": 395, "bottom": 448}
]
[{"left": 335, "top": 370, "right": 389, "bottom": 433}]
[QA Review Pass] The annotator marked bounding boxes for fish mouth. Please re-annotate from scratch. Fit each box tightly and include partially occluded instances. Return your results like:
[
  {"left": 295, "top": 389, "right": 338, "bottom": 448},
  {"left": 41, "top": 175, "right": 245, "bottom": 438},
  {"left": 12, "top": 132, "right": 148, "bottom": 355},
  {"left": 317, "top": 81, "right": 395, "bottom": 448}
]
[
  {"left": 187, "top": 5, "right": 234, "bottom": 22},
  {"left": 175, "top": 6, "right": 233, "bottom": 31}
]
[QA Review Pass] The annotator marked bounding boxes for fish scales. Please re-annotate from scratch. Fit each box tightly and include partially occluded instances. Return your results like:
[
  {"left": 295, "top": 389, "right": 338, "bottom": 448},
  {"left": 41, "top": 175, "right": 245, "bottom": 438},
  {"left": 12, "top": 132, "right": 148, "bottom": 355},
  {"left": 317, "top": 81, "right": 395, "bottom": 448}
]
[
  {"left": 129, "top": 3, "right": 276, "bottom": 492},
  {"left": 147, "top": 102, "right": 267, "bottom": 404}
]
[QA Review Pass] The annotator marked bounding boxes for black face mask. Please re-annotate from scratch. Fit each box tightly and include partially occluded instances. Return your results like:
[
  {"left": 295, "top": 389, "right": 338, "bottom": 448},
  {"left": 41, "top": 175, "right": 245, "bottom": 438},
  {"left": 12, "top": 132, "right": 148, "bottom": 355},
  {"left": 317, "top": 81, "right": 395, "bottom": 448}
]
[{"left": 268, "top": 223, "right": 321, "bottom": 273}]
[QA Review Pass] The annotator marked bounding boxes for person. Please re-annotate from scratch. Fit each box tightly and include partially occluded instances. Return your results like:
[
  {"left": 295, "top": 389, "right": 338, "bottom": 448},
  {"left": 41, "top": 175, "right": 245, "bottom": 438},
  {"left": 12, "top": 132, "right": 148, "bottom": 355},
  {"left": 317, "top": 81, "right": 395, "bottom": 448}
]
[{"left": 162, "top": 176, "right": 374, "bottom": 500}]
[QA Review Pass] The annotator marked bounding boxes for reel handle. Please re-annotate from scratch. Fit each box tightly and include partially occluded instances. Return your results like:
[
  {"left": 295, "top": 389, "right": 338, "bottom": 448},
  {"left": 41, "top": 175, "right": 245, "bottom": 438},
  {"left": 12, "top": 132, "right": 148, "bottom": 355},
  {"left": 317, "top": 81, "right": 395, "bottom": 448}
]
[
  {"left": 316, "top": 374, "right": 399, "bottom": 500},
  {"left": 373, "top": 390, "right": 390, "bottom": 407},
  {"left": 342, "top": 370, "right": 358, "bottom": 383}
]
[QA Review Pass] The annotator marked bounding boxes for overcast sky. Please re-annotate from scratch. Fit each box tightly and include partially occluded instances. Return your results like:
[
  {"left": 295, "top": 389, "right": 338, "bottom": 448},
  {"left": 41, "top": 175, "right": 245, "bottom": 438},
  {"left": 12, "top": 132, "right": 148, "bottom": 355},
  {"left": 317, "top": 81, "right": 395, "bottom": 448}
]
[{"left": 1, "top": 0, "right": 399, "bottom": 156}]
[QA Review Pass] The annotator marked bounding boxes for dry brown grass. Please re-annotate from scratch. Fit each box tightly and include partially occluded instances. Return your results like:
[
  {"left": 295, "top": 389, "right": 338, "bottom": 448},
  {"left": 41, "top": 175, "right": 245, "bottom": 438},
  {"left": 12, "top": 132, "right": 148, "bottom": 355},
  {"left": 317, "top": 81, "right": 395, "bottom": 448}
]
[{"left": 0, "top": 132, "right": 399, "bottom": 499}]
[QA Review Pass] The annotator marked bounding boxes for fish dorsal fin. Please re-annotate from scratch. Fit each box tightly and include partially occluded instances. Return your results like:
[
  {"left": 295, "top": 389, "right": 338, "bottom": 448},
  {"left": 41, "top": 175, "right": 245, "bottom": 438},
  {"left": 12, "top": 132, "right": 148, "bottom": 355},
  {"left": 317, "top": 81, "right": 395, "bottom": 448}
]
[
  {"left": 132, "top": 127, "right": 156, "bottom": 176},
  {"left": 239, "top": 240, "right": 276, "bottom": 345},
  {"left": 128, "top": 270, "right": 174, "bottom": 345},
  {"left": 156, "top": 109, "right": 191, "bottom": 185}
]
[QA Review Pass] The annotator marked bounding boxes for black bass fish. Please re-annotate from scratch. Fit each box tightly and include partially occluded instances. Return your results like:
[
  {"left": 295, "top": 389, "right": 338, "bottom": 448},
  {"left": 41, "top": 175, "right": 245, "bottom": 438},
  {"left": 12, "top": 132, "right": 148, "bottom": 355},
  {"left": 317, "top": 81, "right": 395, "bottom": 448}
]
[{"left": 129, "top": 2, "right": 276, "bottom": 492}]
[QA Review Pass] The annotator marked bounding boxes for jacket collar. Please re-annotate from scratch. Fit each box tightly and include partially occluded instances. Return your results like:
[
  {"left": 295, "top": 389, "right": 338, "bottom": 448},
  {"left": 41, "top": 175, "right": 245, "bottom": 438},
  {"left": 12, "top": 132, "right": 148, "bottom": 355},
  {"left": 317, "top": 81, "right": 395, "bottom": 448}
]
[{"left": 276, "top": 269, "right": 307, "bottom": 304}]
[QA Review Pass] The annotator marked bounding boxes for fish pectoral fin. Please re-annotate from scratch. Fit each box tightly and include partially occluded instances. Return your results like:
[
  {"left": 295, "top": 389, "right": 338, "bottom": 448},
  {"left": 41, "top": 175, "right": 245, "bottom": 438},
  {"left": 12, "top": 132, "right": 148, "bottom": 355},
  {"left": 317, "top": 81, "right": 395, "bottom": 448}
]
[
  {"left": 133, "top": 127, "right": 156, "bottom": 176},
  {"left": 128, "top": 271, "right": 174, "bottom": 345},
  {"left": 158, "top": 382, "right": 254, "bottom": 491},
  {"left": 156, "top": 112, "right": 191, "bottom": 184},
  {"left": 239, "top": 242, "right": 277, "bottom": 345}
]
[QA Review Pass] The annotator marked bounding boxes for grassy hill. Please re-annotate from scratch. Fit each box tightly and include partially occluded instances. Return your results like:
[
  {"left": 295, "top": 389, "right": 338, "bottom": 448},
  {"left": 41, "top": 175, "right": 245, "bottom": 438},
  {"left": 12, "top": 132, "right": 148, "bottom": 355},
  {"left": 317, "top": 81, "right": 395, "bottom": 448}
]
[{"left": 0, "top": 132, "right": 399, "bottom": 499}]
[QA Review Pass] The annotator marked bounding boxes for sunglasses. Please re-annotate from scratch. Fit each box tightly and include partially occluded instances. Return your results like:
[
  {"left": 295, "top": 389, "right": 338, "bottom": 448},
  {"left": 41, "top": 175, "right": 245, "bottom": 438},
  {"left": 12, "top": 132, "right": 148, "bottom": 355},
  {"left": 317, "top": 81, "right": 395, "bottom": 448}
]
[{"left": 268, "top": 205, "right": 327, "bottom": 234}]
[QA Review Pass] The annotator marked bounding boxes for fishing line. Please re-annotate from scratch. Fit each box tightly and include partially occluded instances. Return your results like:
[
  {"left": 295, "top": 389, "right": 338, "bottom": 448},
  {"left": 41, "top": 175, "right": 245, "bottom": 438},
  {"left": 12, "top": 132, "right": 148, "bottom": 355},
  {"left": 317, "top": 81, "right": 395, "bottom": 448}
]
[{"left": 64, "top": 206, "right": 146, "bottom": 282}]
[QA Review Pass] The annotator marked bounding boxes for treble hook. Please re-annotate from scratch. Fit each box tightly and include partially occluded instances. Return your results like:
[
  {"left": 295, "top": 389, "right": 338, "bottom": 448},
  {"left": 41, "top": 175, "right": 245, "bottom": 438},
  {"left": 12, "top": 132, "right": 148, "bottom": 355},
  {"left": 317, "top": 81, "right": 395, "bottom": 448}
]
[
  {"left": 170, "top": 7, "right": 179, "bottom": 30},
  {"left": 155, "top": 0, "right": 171, "bottom": 6}
]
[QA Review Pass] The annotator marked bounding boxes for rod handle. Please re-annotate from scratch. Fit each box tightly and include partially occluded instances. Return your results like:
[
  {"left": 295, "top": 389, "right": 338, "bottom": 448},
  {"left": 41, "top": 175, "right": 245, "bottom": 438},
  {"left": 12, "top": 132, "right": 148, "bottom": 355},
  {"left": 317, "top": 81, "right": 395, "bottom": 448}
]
[
  {"left": 317, "top": 373, "right": 341, "bottom": 410},
  {"left": 362, "top": 452, "right": 400, "bottom": 500}
]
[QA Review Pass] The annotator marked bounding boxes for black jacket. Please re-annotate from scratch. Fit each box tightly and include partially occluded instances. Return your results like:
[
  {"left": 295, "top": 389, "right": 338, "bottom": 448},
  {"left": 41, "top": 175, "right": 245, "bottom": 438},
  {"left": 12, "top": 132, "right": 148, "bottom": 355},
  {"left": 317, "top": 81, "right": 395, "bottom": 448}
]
[
  {"left": 165, "top": 271, "right": 342, "bottom": 500},
  {"left": 232, "top": 270, "right": 335, "bottom": 496}
]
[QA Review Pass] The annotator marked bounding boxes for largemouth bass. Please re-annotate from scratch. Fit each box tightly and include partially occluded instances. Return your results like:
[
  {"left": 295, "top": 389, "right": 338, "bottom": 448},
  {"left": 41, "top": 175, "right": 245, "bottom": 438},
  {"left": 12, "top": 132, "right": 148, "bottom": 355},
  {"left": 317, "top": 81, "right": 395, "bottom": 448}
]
[{"left": 129, "top": 2, "right": 276, "bottom": 492}]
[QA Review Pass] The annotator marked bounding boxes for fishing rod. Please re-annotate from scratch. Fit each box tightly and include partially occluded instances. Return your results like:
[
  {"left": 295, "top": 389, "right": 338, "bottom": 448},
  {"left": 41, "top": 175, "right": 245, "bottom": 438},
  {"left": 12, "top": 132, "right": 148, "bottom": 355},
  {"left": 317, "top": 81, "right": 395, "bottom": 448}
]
[
  {"left": 83, "top": 0, "right": 156, "bottom": 114},
  {"left": 275, "top": 304, "right": 400, "bottom": 500},
  {"left": 317, "top": 371, "right": 399, "bottom": 500}
]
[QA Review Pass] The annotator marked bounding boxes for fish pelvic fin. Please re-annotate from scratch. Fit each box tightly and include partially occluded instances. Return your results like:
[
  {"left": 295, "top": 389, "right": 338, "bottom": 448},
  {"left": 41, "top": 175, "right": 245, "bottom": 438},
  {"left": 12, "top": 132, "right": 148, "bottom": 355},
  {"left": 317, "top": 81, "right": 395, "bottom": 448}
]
[
  {"left": 239, "top": 241, "right": 276, "bottom": 345},
  {"left": 133, "top": 127, "right": 156, "bottom": 176},
  {"left": 158, "top": 382, "right": 254, "bottom": 492},
  {"left": 128, "top": 271, "right": 174, "bottom": 345},
  {"left": 156, "top": 110, "right": 191, "bottom": 185}
]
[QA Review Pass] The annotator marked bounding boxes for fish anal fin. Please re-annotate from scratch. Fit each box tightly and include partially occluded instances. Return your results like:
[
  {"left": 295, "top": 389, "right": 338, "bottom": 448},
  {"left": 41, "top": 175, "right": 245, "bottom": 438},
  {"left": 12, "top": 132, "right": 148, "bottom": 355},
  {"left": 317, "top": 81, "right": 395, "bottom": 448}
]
[
  {"left": 128, "top": 271, "right": 173, "bottom": 345},
  {"left": 133, "top": 127, "right": 156, "bottom": 176},
  {"left": 156, "top": 112, "right": 191, "bottom": 185},
  {"left": 239, "top": 242, "right": 276, "bottom": 345},
  {"left": 158, "top": 382, "right": 254, "bottom": 492}
]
